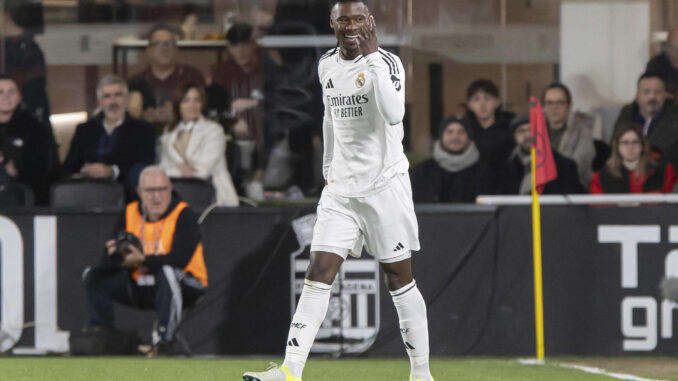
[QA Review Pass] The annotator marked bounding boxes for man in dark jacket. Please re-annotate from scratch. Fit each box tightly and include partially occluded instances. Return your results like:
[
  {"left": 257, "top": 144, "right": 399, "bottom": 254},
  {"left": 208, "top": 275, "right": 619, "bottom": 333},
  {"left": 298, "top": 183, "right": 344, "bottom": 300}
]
[
  {"left": 0, "top": 76, "right": 54, "bottom": 204},
  {"left": 63, "top": 74, "right": 156, "bottom": 190},
  {"left": 461, "top": 79, "right": 515, "bottom": 191},
  {"left": 614, "top": 72, "right": 678, "bottom": 170},
  {"left": 498, "top": 114, "right": 585, "bottom": 195},
  {"left": 410, "top": 117, "right": 492, "bottom": 203}
]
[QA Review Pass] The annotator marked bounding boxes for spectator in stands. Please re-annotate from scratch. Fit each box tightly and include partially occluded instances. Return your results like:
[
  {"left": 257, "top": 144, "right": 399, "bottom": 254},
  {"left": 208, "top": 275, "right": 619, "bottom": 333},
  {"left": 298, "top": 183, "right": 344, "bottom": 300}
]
[
  {"left": 590, "top": 123, "right": 676, "bottom": 193},
  {"left": 542, "top": 82, "right": 596, "bottom": 188},
  {"left": 62, "top": 74, "right": 155, "bottom": 191},
  {"left": 614, "top": 72, "right": 678, "bottom": 169},
  {"left": 2, "top": 0, "right": 50, "bottom": 125},
  {"left": 410, "top": 117, "right": 492, "bottom": 203},
  {"left": 129, "top": 25, "right": 206, "bottom": 124},
  {"left": 646, "top": 28, "right": 678, "bottom": 96},
  {"left": 211, "top": 23, "right": 265, "bottom": 198},
  {"left": 498, "top": 114, "right": 585, "bottom": 195},
  {"left": 159, "top": 84, "right": 239, "bottom": 206},
  {"left": 462, "top": 79, "right": 515, "bottom": 191},
  {"left": 0, "top": 76, "right": 54, "bottom": 204},
  {"left": 127, "top": 77, "right": 157, "bottom": 123},
  {"left": 83, "top": 166, "right": 207, "bottom": 352}
]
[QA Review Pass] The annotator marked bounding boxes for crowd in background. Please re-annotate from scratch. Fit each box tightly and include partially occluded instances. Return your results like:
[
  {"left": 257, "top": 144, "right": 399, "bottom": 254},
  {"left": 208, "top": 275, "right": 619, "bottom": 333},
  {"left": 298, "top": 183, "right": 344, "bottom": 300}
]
[{"left": 2, "top": 2, "right": 678, "bottom": 208}]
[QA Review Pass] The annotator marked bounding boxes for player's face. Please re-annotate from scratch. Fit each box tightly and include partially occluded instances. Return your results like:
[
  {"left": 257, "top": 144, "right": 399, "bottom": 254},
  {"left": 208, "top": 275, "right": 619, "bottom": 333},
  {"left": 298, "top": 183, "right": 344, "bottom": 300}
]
[
  {"left": 98, "top": 83, "right": 128, "bottom": 122},
  {"left": 330, "top": 2, "right": 370, "bottom": 53},
  {"left": 617, "top": 130, "right": 642, "bottom": 163},
  {"left": 138, "top": 172, "right": 172, "bottom": 221},
  {"left": 0, "top": 80, "right": 21, "bottom": 114},
  {"left": 148, "top": 30, "right": 178, "bottom": 68},
  {"left": 440, "top": 122, "right": 471, "bottom": 154},
  {"left": 514, "top": 123, "right": 534, "bottom": 153},
  {"left": 179, "top": 87, "right": 203, "bottom": 122},
  {"left": 467, "top": 90, "right": 500, "bottom": 122}
]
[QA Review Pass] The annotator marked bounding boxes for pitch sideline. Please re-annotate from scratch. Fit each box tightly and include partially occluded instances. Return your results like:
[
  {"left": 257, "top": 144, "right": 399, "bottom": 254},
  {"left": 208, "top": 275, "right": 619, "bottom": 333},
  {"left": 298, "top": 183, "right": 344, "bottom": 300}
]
[{"left": 517, "top": 358, "right": 668, "bottom": 381}]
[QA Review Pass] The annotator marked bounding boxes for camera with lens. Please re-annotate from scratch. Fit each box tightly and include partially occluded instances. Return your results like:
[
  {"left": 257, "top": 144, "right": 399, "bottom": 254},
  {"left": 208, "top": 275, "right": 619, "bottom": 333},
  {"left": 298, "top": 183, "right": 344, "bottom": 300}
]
[{"left": 110, "top": 231, "right": 143, "bottom": 264}]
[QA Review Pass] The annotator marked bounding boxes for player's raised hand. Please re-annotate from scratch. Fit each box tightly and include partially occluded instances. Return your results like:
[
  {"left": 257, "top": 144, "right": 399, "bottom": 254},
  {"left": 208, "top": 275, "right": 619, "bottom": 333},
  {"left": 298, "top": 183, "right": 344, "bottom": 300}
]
[{"left": 356, "top": 15, "right": 378, "bottom": 56}]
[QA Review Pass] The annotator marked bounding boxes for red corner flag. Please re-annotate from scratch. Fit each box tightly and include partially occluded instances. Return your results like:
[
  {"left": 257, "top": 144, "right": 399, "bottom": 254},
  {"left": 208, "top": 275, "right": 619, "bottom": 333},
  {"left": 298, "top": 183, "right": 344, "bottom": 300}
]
[{"left": 530, "top": 97, "right": 557, "bottom": 193}]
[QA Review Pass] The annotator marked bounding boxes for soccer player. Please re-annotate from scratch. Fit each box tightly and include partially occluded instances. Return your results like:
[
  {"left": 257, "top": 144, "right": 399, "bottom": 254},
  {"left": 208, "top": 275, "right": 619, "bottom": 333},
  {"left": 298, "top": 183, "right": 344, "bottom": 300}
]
[{"left": 243, "top": 1, "right": 434, "bottom": 380}]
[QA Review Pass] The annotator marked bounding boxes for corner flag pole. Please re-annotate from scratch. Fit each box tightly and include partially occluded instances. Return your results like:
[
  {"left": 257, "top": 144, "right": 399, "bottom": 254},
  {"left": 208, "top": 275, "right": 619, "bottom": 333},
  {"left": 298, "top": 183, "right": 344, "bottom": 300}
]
[{"left": 530, "top": 146, "right": 545, "bottom": 361}]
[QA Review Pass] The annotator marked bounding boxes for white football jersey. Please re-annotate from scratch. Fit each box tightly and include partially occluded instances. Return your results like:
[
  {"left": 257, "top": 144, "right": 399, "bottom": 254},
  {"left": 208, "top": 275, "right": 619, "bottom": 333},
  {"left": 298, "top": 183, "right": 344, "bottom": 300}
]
[{"left": 318, "top": 47, "right": 409, "bottom": 197}]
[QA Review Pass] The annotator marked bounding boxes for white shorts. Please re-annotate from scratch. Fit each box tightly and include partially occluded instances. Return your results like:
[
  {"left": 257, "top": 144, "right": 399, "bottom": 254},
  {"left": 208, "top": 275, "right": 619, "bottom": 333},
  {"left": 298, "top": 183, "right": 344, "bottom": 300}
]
[{"left": 311, "top": 173, "right": 420, "bottom": 263}]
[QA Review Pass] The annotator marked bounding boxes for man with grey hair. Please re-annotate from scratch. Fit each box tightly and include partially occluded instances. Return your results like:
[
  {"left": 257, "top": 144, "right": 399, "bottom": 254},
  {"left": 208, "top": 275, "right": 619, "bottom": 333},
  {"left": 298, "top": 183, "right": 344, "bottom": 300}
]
[
  {"left": 63, "top": 74, "right": 156, "bottom": 191},
  {"left": 83, "top": 165, "right": 207, "bottom": 353}
]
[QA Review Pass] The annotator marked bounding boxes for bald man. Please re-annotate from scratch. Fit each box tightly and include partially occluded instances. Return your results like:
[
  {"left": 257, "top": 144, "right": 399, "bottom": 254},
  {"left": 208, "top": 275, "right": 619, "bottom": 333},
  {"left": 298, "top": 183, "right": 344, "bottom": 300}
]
[
  {"left": 646, "top": 28, "right": 678, "bottom": 96},
  {"left": 82, "top": 166, "right": 207, "bottom": 354}
]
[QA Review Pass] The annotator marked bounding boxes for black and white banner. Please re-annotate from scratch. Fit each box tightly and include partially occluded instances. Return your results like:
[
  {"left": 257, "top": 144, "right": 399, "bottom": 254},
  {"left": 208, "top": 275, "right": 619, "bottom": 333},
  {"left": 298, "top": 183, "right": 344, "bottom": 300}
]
[{"left": 2, "top": 205, "right": 678, "bottom": 356}]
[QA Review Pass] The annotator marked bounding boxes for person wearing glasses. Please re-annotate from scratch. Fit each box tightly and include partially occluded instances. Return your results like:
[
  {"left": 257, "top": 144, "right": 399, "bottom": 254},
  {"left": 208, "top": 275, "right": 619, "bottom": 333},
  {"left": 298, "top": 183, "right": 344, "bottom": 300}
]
[
  {"left": 129, "top": 25, "right": 206, "bottom": 124},
  {"left": 614, "top": 72, "right": 678, "bottom": 170},
  {"left": 590, "top": 123, "right": 676, "bottom": 193},
  {"left": 83, "top": 166, "right": 207, "bottom": 353},
  {"left": 541, "top": 82, "right": 596, "bottom": 188}
]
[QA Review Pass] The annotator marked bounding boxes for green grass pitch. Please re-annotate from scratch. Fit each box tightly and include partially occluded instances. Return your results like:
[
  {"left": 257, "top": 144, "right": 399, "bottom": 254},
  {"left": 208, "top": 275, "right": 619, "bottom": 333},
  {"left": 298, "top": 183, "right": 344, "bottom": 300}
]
[{"left": 0, "top": 357, "right": 674, "bottom": 380}]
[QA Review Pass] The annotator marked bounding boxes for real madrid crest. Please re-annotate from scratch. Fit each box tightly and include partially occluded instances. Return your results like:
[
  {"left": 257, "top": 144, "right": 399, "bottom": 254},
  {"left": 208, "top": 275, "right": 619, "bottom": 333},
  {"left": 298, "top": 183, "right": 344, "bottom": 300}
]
[{"left": 355, "top": 73, "right": 366, "bottom": 88}]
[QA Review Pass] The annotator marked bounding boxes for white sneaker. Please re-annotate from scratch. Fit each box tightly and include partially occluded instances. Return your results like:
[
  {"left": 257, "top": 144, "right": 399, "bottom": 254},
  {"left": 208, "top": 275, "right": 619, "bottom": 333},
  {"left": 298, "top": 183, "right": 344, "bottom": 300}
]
[{"left": 243, "top": 363, "right": 301, "bottom": 381}]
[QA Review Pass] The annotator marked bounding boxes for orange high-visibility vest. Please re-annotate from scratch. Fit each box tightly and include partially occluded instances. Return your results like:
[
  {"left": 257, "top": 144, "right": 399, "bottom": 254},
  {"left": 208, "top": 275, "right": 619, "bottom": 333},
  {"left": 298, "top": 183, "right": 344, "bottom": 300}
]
[{"left": 125, "top": 201, "right": 208, "bottom": 286}]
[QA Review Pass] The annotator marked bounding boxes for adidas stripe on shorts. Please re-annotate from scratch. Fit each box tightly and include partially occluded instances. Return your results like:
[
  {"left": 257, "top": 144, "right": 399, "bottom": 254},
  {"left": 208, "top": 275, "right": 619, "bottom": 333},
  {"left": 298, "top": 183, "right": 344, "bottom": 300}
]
[{"left": 311, "top": 173, "right": 420, "bottom": 263}]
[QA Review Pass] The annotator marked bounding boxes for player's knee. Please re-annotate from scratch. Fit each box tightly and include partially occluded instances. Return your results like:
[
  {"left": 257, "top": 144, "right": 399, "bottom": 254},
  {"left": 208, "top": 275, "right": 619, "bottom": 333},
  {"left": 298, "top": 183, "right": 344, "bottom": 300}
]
[
  {"left": 305, "top": 252, "right": 342, "bottom": 285},
  {"left": 384, "top": 273, "right": 413, "bottom": 291},
  {"left": 305, "top": 264, "right": 336, "bottom": 285}
]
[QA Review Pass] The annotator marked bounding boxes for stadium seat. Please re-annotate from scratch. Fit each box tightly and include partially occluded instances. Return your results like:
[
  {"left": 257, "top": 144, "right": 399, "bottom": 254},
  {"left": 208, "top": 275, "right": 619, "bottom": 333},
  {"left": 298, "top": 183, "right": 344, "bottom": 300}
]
[
  {"left": 0, "top": 183, "right": 34, "bottom": 207},
  {"left": 170, "top": 178, "right": 216, "bottom": 212},
  {"left": 50, "top": 179, "right": 124, "bottom": 208}
]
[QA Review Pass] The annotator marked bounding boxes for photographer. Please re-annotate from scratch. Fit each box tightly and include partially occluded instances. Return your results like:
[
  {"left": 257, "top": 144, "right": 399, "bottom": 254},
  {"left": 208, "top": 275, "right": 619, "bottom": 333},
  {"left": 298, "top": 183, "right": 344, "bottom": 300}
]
[{"left": 82, "top": 166, "right": 207, "bottom": 351}]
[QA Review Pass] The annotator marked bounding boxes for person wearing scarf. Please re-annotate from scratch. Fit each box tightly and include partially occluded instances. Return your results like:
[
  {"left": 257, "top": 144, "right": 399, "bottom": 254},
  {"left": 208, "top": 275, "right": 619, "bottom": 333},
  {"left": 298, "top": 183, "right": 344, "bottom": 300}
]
[{"left": 410, "top": 117, "right": 492, "bottom": 203}]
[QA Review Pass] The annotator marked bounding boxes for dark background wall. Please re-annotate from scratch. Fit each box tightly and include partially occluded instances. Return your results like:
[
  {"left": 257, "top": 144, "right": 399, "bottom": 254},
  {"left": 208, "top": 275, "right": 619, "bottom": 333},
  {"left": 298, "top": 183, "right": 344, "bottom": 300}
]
[{"left": 2, "top": 204, "right": 678, "bottom": 356}]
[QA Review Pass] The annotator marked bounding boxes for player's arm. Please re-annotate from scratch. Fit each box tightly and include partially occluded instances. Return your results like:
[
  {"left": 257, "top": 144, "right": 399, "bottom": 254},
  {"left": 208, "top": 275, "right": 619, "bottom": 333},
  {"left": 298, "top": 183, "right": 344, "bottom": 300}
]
[
  {"left": 320, "top": 68, "right": 334, "bottom": 181},
  {"left": 357, "top": 16, "right": 405, "bottom": 126}
]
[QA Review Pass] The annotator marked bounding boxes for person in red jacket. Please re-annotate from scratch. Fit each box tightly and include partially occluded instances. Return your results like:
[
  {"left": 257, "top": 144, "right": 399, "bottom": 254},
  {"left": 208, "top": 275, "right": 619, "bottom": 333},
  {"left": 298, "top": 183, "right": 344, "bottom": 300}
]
[{"left": 590, "top": 122, "right": 676, "bottom": 193}]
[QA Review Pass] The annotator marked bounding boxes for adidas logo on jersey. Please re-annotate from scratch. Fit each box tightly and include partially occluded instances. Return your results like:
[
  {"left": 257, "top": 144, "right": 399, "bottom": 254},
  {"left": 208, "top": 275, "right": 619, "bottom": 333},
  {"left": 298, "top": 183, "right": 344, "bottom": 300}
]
[
  {"left": 288, "top": 338, "right": 300, "bottom": 347},
  {"left": 393, "top": 242, "right": 405, "bottom": 252},
  {"left": 325, "top": 79, "right": 334, "bottom": 89}
]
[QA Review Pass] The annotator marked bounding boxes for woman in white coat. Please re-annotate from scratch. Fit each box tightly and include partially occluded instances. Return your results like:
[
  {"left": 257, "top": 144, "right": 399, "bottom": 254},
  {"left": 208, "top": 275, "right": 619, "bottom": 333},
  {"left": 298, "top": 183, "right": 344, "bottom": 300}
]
[{"left": 159, "top": 84, "right": 239, "bottom": 206}]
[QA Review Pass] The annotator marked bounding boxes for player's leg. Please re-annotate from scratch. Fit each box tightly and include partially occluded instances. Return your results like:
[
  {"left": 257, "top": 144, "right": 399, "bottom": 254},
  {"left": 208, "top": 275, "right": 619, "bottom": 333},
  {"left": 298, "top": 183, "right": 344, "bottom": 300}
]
[
  {"left": 244, "top": 191, "right": 359, "bottom": 381},
  {"left": 381, "top": 257, "right": 433, "bottom": 381},
  {"left": 282, "top": 251, "right": 343, "bottom": 378},
  {"left": 243, "top": 251, "right": 343, "bottom": 381},
  {"left": 360, "top": 174, "right": 432, "bottom": 380}
]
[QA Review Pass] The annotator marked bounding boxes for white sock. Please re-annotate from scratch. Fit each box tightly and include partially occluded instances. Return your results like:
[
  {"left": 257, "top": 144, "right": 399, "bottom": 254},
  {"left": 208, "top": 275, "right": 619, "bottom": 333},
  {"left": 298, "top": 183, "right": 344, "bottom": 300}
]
[
  {"left": 283, "top": 279, "right": 332, "bottom": 378},
  {"left": 390, "top": 280, "right": 431, "bottom": 380}
]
